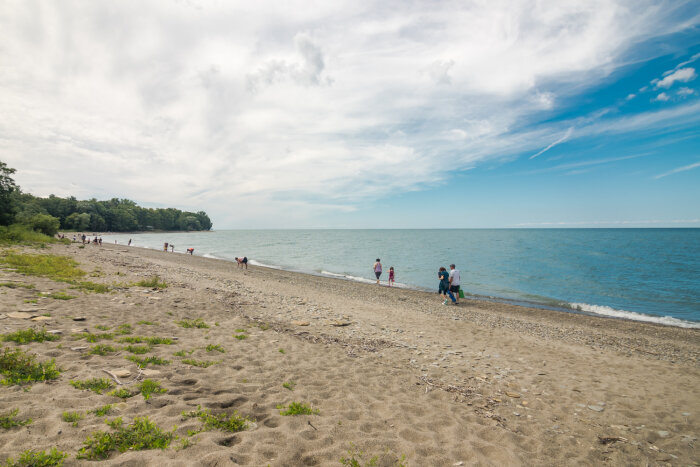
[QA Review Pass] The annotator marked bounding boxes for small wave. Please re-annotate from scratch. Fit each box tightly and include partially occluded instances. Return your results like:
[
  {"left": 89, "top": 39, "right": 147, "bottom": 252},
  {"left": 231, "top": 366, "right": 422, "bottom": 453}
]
[
  {"left": 202, "top": 253, "right": 221, "bottom": 259},
  {"left": 248, "top": 260, "right": 281, "bottom": 270},
  {"left": 321, "top": 270, "right": 376, "bottom": 284},
  {"left": 569, "top": 302, "right": 700, "bottom": 329}
]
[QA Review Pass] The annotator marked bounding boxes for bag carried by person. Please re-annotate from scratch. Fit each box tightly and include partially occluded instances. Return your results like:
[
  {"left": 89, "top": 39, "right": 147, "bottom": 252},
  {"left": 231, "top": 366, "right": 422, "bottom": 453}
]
[{"left": 459, "top": 288, "right": 465, "bottom": 298}]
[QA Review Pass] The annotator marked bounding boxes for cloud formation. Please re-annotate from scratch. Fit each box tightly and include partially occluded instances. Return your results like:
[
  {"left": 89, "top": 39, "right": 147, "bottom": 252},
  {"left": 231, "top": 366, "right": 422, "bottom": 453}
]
[
  {"left": 0, "top": 0, "right": 698, "bottom": 227},
  {"left": 655, "top": 67, "right": 697, "bottom": 88}
]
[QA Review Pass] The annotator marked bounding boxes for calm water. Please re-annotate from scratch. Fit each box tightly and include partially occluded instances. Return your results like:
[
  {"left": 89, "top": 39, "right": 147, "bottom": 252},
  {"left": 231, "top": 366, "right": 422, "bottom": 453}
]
[{"left": 99, "top": 229, "right": 700, "bottom": 328}]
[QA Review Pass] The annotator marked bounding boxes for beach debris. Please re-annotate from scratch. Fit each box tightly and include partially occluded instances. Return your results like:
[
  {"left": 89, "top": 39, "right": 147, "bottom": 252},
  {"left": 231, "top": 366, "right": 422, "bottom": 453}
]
[
  {"left": 292, "top": 321, "right": 310, "bottom": 326},
  {"left": 31, "top": 316, "right": 52, "bottom": 321},
  {"left": 47, "top": 330, "right": 62, "bottom": 334},
  {"left": 657, "top": 430, "right": 670, "bottom": 438},
  {"left": 597, "top": 435, "right": 627, "bottom": 445},
  {"left": 73, "top": 317, "right": 86, "bottom": 321},
  {"left": 307, "top": 420, "right": 317, "bottom": 430},
  {"left": 71, "top": 346, "right": 89, "bottom": 351},
  {"left": 330, "top": 320, "right": 352, "bottom": 327},
  {"left": 103, "top": 369, "right": 124, "bottom": 385},
  {"left": 453, "top": 462, "right": 464, "bottom": 466},
  {"left": 505, "top": 392, "right": 520, "bottom": 398},
  {"left": 71, "top": 328, "right": 89, "bottom": 333},
  {"left": 7, "top": 312, "right": 35, "bottom": 319},
  {"left": 587, "top": 405, "right": 605, "bottom": 412}
]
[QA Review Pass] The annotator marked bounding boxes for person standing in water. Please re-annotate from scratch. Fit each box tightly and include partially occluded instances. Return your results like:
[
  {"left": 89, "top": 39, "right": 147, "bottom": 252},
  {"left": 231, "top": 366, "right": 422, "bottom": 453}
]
[
  {"left": 388, "top": 266, "right": 395, "bottom": 287},
  {"left": 373, "top": 259, "right": 382, "bottom": 284}
]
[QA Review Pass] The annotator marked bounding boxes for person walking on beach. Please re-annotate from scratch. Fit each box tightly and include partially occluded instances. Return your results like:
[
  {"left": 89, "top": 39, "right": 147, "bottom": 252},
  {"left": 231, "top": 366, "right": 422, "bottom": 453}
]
[
  {"left": 439, "top": 267, "right": 456, "bottom": 305},
  {"left": 388, "top": 267, "right": 395, "bottom": 287},
  {"left": 449, "top": 264, "right": 461, "bottom": 305},
  {"left": 128, "top": 239, "right": 132, "bottom": 246},
  {"left": 373, "top": 259, "right": 382, "bottom": 284}
]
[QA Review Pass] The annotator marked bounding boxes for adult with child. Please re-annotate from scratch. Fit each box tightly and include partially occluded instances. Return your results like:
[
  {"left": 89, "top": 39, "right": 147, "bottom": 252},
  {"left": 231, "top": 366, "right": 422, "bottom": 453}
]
[{"left": 373, "top": 258, "right": 382, "bottom": 284}]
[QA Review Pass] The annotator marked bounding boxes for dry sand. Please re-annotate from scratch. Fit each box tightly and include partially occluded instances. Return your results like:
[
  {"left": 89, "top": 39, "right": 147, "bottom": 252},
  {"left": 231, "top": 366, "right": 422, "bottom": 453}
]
[{"left": 0, "top": 242, "right": 698, "bottom": 466}]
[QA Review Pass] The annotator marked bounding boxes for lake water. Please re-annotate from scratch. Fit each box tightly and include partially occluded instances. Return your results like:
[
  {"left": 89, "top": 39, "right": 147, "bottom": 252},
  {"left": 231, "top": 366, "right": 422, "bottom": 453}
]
[{"left": 98, "top": 229, "right": 700, "bottom": 328}]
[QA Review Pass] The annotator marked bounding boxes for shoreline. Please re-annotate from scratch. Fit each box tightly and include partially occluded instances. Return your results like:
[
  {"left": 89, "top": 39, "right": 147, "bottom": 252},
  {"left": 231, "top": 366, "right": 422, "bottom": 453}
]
[
  {"left": 115, "top": 241, "right": 700, "bottom": 330},
  {"left": 0, "top": 241, "right": 698, "bottom": 465}
]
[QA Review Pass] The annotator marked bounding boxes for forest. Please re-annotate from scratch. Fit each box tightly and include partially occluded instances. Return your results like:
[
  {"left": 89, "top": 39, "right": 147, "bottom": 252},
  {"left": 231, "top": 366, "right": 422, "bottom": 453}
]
[{"left": 0, "top": 161, "right": 212, "bottom": 235}]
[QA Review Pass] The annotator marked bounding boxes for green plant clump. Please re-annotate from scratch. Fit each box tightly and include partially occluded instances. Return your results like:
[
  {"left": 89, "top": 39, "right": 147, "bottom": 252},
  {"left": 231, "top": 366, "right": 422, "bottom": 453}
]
[
  {"left": 70, "top": 281, "right": 111, "bottom": 293},
  {"left": 3, "top": 447, "right": 68, "bottom": 467},
  {"left": 126, "top": 355, "right": 170, "bottom": 368},
  {"left": 282, "top": 381, "right": 295, "bottom": 391},
  {"left": 62, "top": 411, "right": 83, "bottom": 427},
  {"left": 70, "top": 378, "right": 114, "bottom": 394},
  {"left": 277, "top": 402, "right": 319, "bottom": 416},
  {"left": 340, "top": 445, "right": 407, "bottom": 467},
  {"left": 0, "top": 282, "right": 35, "bottom": 289},
  {"left": 89, "top": 344, "right": 117, "bottom": 356},
  {"left": 234, "top": 334, "right": 248, "bottom": 340},
  {"left": 205, "top": 344, "right": 224, "bottom": 353},
  {"left": 137, "top": 379, "right": 167, "bottom": 400},
  {"left": 0, "top": 253, "right": 85, "bottom": 281},
  {"left": 137, "top": 320, "right": 156, "bottom": 325},
  {"left": 181, "top": 358, "right": 217, "bottom": 368},
  {"left": 74, "top": 332, "right": 113, "bottom": 343},
  {"left": 0, "top": 347, "right": 60, "bottom": 385},
  {"left": 108, "top": 388, "right": 134, "bottom": 399},
  {"left": 181, "top": 406, "right": 249, "bottom": 432},
  {"left": 91, "top": 404, "right": 114, "bottom": 417},
  {"left": 177, "top": 319, "right": 209, "bottom": 329},
  {"left": 42, "top": 291, "right": 75, "bottom": 300},
  {"left": 116, "top": 324, "right": 132, "bottom": 335},
  {"left": 132, "top": 276, "right": 168, "bottom": 289},
  {"left": 0, "top": 409, "right": 32, "bottom": 429},
  {"left": 173, "top": 349, "right": 194, "bottom": 357},
  {"left": 2, "top": 328, "right": 60, "bottom": 345},
  {"left": 118, "top": 336, "right": 173, "bottom": 345},
  {"left": 77, "top": 416, "right": 174, "bottom": 460},
  {"left": 124, "top": 344, "right": 150, "bottom": 354},
  {"left": 95, "top": 325, "right": 111, "bottom": 331}
]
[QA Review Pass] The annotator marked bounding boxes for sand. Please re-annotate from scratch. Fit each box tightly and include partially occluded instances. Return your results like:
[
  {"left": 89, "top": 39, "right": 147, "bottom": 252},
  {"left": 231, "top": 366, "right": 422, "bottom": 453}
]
[{"left": 0, "top": 241, "right": 698, "bottom": 466}]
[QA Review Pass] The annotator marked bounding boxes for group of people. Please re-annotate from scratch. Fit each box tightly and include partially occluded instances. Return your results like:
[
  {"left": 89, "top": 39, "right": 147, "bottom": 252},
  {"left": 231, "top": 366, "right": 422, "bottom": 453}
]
[
  {"left": 373, "top": 259, "right": 462, "bottom": 305},
  {"left": 67, "top": 233, "right": 102, "bottom": 245}
]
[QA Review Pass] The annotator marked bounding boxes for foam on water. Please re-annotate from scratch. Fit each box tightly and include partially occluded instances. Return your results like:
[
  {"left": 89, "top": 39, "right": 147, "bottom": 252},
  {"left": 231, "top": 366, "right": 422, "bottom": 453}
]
[
  {"left": 248, "top": 259, "right": 281, "bottom": 269},
  {"left": 569, "top": 302, "right": 700, "bottom": 329}
]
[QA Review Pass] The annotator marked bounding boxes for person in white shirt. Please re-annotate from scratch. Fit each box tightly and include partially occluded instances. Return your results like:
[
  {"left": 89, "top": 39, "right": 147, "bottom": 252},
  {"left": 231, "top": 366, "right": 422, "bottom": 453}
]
[{"left": 448, "top": 264, "right": 461, "bottom": 304}]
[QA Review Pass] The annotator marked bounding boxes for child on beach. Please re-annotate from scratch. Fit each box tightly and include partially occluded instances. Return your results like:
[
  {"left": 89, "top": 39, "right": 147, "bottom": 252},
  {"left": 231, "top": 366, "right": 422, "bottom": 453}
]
[{"left": 388, "top": 267, "right": 395, "bottom": 286}]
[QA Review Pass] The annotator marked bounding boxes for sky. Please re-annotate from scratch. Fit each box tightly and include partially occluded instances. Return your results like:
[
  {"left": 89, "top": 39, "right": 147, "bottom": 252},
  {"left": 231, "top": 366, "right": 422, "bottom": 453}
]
[{"left": 0, "top": 0, "right": 699, "bottom": 229}]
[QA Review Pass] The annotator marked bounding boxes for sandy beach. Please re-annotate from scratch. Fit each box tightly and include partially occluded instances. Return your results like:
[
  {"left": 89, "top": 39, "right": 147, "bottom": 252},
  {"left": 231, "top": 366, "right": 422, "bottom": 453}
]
[{"left": 1, "top": 241, "right": 698, "bottom": 466}]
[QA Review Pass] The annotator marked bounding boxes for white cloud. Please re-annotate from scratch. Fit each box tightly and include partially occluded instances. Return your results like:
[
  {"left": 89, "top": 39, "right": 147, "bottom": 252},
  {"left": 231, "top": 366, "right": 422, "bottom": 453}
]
[
  {"left": 529, "top": 127, "right": 573, "bottom": 159},
  {"left": 655, "top": 67, "right": 697, "bottom": 88},
  {"left": 654, "top": 161, "right": 700, "bottom": 179},
  {"left": 653, "top": 92, "right": 671, "bottom": 101},
  {"left": 677, "top": 87, "right": 695, "bottom": 96},
  {"left": 0, "top": 0, "right": 698, "bottom": 226}
]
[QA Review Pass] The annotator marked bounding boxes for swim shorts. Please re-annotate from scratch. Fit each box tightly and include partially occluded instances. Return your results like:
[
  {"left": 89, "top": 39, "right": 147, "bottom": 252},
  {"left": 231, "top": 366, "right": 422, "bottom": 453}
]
[
  {"left": 450, "top": 285, "right": 460, "bottom": 294},
  {"left": 375, "top": 271, "right": 381, "bottom": 279}
]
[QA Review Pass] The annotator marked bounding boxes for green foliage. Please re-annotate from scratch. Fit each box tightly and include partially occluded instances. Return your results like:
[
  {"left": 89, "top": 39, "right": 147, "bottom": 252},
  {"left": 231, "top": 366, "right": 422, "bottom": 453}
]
[
  {"left": 3, "top": 447, "right": 67, "bottom": 467},
  {"left": 137, "top": 379, "right": 167, "bottom": 400},
  {"left": 62, "top": 411, "right": 84, "bottom": 427},
  {"left": 124, "top": 344, "right": 150, "bottom": 354},
  {"left": 41, "top": 291, "right": 75, "bottom": 300},
  {"left": 21, "top": 214, "right": 60, "bottom": 237},
  {"left": 253, "top": 322, "right": 270, "bottom": 330},
  {"left": 278, "top": 348, "right": 285, "bottom": 354},
  {"left": 137, "top": 320, "right": 156, "bottom": 325},
  {"left": 0, "top": 253, "right": 85, "bottom": 281},
  {"left": 282, "top": 381, "right": 296, "bottom": 391},
  {"left": 108, "top": 388, "right": 134, "bottom": 399},
  {"left": 2, "top": 328, "right": 60, "bottom": 344},
  {"left": 173, "top": 349, "right": 194, "bottom": 357},
  {"left": 118, "top": 336, "right": 173, "bottom": 345},
  {"left": 91, "top": 404, "right": 113, "bottom": 417},
  {"left": 0, "top": 409, "right": 31, "bottom": 429},
  {"left": 205, "top": 344, "right": 224, "bottom": 353},
  {"left": 177, "top": 318, "right": 209, "bottom": 329},
  {"left": 89, "top": 344, "right": 117, "bottom": 356},
  {"left": 69, "top": 281, "right": 110, "bottom": 293},
  {"left": 132, "top": 276, "right": 167, "bottom": 288},
  {"left": 0, "top": 347, "right": 60, "bottom": 385},
  {"left": 234, "top": 328, "right": 246, "bottom": 333},
  {"left": 0, "top": 282, "right": 35, "bottom": 289},
  {"left": 95, "top": 325, "right": 110, "bottom": 331},
  {"left": 74, "top": 332, "right": 113, "bottom": 343},
  {"left": 181, "top": 405, "right": 249, "bottom": 432},
  {"left": 234, "top": 334, "right": 248, "bottom": 340},
  {"left": 126, "top": 355, "right": 169, "bottom": 368},
  {"left": 77, "top": 416, "right": 175, "bottom": 460},
  {"left": 181, "top": 358, "right": 217, "bottom": 368},
  {"left": 340, "top": 446, "right": 407, "bottom": 467},
  {"left": 70, "top": 378, "right": 114, "bottom": 394},
  {"left": 0, "top": 225, "right": 60, "bottom": 246},
  {"left": 116, "top": 324, "right": 132, "bottom": 335},
  {"left": 0, "top": 161, "right": 18, "bottom": 226},
  {"left": 277, "top": 402, "right": 319, "bottom": 416}
]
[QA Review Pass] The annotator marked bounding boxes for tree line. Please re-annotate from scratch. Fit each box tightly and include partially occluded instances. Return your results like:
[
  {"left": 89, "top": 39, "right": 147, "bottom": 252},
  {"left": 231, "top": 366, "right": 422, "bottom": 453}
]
[{"left": 0, "top": 161, "right": 212, "bottom": 235}]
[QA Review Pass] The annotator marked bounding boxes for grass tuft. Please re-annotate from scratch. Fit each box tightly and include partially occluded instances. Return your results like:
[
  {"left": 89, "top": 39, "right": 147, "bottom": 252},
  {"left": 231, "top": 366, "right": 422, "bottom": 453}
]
[
  {"left": 0, "top": 347, "right": 60, "bottom": 385},
  {"left": 131, "top": 276, "right": 167, "bottom": 289},
  {"left": 181, "top": 358, "right": 217, "bottom": 368},
  {"left": 95, "top": 325, "right": 111, "bottom": 331},
  {"left": 116, "top": 324, "right": 132, "bottom": 335},
  {"left": 89, "top": 344, "right": 117, "bottom": 356},
  {"left": 77, "top": 416, "right": 174, "bottom": 460},
  {"left": 41, "top": 291, "right": 75, "bottom": 300},
  {"left": 3, "top": 447, "right": 67, "bottom": 467},
  {"left": 0, "top": 409, "right": 32, "bottom": 429},
  {"left": 205, "top": 344, "right": 224, "bottom": 353},
  {"left": 91, "top": 404, "right": 113, "bottom": 417},
  {"left": 62, "top": 411, "right": 84, "bottom": 427},
  {"left": 234, "top": 334, "right": 248, "bottom": 340},
  {"left": 177, "top": 318, "right": 209, "bottom": 329},
  {"left": 0, "top": 252, "right": 85, "bottom": 281},
  {"left": 181, "top": 405, "right": 250, "bottom": 432},
  {"left": 124, "top": 344, "right": 150, "bottom": 354},
  {"left": 126, "top": 355, "right": 170, "bottom": 368},
  {"left": 74, "top": 332, "right": 113, "bottom": 343},
  {"left": 0, "top": 282, "right": 35, "bottom": 289},
  {"left": 2, "top": 328, "right": 60, "bottom": 345},
  {"left": 118, "top": 336, "right": 173, "bottom": 345},
  {"left": 137, "top": 320, "right": 156, "bottom": 325},
  {"left": 108, "top": 388, "right": 134, "bottom": 399},
  {"left": 282, "top": 381, "right": 296, "bottom": 391},
  {"left": 277, "top": 402, "right": 319, "bottom": 416},
  {"left": 70, "top": 378, "right": 114, "bottom": 394},
  {"left": 137, "top": 379, "right": 167, "bottom": 400}
]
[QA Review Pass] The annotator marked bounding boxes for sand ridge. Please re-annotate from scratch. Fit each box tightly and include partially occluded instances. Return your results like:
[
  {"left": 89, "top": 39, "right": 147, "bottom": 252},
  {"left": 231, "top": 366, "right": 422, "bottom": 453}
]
[{"left": 0, "top": 242, "right": 698, "bottom": 466}]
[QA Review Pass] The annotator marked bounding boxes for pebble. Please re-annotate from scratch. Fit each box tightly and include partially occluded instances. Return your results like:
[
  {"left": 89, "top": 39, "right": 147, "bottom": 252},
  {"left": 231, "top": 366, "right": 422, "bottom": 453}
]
[
  {"left": 587, "top": 405, "right": 605, "bottom": 412},
  {"left": 73, "top": 317, "right": 86, "bottom": 321},
  {"left": 657, "top": 430, "right": 670, "bottom": 438}
]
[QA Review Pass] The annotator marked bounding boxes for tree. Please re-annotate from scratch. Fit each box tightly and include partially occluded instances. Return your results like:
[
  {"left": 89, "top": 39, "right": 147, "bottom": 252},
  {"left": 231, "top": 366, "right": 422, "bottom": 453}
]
[
  {"left": 0, "top": 161, "right": 18, "bottom": 225},
  {"left": 23, "top": 214, "right": 60, "bottom": 236}
]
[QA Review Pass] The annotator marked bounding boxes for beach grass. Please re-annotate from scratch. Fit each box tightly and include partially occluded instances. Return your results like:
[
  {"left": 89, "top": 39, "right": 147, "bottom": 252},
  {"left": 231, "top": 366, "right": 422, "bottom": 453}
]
[
  {"left": 205, "top": 344, "right": 224, "bottom": 353},
  {"left": 124, "top": 344, "right": 150, "bottom": 354},
  {"left": 0, "top": 409, "right": 32, "bottom": 429},
  {"left": 62, "top": 411, "right": 84, "bottom": 427},
  {"left": 117, "top": 336, "right": 173, "bottom": 345},
  {"left": 131, "top": 276, "right": 167, "bottom": 289},
  {"left": 137, "top": 379, "right": 167, "bottom": 400},
  {"left": 89, "top": 344, "right": 117, "bottom": 356},
  {"left": 3, "top": 447, "right": 68, "bottom": 467},
  {"left": 0, "top": 282, "right": 35, "bottom": 290},
  {"left": 2, "top": 328, "right": 60, "bottom": 345},
  {"left": 181, "top": 405, "right": 249, "bottom": 432},
  {"left": 91, "top": 404, "right": 114, "bottom": 417},
  {"left": 70, "top": 378, "right": 114, "bottom": 394},
  {"left": 0, "top": 347, "right": 60, "bottom": 385},
  {"left": 277, "top": 402, "right": 319, "bottom": 416},
  {"left": 77, "top": 416, "right": 174, "bottom": 460},
  {"left": 177, "top": 318, "right": 209, "bottom": 329},
  {"left": 126, "top": 355, "right": 170, "bottom": 368},
  {"left": 181, "top": 358, "right": 217, "bottom": 368},
  {"left": 108, "top": 388, "right": 134, "bottom": 399}
]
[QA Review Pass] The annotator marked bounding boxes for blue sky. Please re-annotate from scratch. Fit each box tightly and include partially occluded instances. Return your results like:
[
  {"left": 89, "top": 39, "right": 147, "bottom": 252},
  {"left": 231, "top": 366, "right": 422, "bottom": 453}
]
[{"left": 1, "top": 0, "right": 699, "bottom": 228}]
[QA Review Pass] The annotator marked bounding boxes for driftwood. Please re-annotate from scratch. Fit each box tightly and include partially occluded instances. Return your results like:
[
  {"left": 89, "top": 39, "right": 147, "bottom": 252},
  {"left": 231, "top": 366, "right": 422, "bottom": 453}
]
[{"left": 102, "top": 369, "right": 123, "bottom": 385}]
